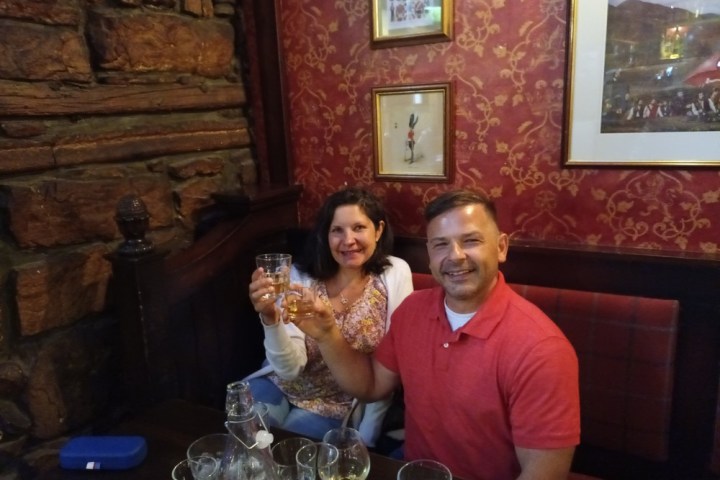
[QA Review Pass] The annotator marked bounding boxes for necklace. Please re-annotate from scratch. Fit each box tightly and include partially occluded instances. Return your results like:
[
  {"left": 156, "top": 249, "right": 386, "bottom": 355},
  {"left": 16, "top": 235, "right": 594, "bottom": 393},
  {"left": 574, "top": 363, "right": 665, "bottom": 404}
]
[{"left": 331, "top": 276, "right": 365, "bottom": 311}]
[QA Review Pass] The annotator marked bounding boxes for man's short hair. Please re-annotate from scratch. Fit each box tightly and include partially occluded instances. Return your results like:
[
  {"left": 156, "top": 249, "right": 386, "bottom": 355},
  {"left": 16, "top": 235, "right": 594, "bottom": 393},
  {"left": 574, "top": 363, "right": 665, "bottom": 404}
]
[{"left": 424, "top": 189, "right": 498, "bottom": 226}]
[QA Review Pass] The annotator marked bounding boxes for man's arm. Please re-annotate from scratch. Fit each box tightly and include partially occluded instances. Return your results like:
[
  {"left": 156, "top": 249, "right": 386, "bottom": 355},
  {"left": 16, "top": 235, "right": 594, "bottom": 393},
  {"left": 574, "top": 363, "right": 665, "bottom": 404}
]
[
  {"left": 293, "top": 306, "right": 400, "bottom": 402},
  {"left": 515, "top": 446, "right": 575, "bottom": 480}
]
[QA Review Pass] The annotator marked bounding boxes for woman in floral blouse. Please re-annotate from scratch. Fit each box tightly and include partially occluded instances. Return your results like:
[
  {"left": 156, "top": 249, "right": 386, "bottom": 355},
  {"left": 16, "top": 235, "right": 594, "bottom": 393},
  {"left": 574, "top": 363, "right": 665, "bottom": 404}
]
[{"left": 246, "top": 187, "right": 413, "bottom": 445}]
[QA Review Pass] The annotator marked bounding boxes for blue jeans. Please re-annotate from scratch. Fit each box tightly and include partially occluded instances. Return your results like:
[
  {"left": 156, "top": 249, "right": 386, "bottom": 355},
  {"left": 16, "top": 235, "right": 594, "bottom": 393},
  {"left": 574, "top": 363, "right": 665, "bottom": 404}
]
[{"left": 248, "top": 377, "right": 342, "bottom": 440}]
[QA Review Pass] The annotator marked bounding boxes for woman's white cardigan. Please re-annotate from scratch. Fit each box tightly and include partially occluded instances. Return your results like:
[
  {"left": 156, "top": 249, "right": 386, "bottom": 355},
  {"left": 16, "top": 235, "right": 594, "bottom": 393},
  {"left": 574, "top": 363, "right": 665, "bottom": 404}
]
[{"left": 243, "top": 255, "right": 413, "bottom": 446}]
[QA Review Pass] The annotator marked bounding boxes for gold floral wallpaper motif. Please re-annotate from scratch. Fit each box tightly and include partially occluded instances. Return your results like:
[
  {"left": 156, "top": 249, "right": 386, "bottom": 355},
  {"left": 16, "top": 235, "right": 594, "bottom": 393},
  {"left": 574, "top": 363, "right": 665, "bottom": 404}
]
[{"left": 277, "top": 0, "right": 719, "bottom": 254}]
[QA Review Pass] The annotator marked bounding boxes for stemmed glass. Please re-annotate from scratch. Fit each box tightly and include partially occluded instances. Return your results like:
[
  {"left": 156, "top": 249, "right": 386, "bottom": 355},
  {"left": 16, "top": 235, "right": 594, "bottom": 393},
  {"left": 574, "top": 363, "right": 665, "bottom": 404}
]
[
  {"left": 322, "top": 427, "right": 371, "bottom": 480},
  {"left": 397, "top": 459, "right": 452, "bottom": 480}
]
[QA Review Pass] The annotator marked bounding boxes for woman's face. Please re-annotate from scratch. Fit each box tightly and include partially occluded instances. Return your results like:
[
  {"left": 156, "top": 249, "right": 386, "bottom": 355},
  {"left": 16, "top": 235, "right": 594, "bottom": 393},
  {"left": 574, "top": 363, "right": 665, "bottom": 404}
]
[{"left": 328, "top": 205, "right": 384, "bottom": 270}]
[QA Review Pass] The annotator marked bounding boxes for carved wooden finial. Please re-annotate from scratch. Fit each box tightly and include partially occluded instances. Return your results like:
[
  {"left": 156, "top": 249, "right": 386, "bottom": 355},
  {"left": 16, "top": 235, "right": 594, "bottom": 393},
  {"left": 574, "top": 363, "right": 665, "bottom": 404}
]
[{"left": 115, "top": 194, "right": 154, "bottom": 257}]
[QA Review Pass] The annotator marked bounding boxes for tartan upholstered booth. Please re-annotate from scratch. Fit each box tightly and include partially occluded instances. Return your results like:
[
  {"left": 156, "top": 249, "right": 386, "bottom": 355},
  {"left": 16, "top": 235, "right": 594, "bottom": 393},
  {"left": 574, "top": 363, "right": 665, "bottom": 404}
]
[{"left": 411, "top": 273, "right": 680, "bottom": 479}]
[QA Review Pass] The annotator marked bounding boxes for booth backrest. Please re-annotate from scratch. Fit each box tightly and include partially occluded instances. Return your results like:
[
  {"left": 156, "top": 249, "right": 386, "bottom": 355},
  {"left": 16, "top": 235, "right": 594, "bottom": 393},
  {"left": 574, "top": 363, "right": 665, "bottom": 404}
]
[{"left": 411, "top": 272, "right": 680, "bottom": 464}]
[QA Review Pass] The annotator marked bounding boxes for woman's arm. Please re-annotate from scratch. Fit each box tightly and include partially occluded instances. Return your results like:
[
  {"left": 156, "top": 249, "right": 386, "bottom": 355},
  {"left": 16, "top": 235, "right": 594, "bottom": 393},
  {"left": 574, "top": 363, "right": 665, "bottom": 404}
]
[
  {"left": 249, "top": 265, "right": 309, "bottom": 379},
  {"left": 294, "top": 307, "right": 400, "bottom": 402},
  {"left": 262, "top": 321, "right": 307, "bottom": 379}
]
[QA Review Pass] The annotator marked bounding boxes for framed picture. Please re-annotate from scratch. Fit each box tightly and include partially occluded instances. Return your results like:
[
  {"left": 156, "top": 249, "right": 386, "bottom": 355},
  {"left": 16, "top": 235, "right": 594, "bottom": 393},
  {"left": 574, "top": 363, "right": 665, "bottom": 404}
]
[
  {"left": 371, "top": 0, "right": 453, "bottom": 48},
  {"left": 372, "top": 82, "right": 453, "bottom": 182},
  {"left": 563, "top": 1, "right": 720, "bottom": 167}
]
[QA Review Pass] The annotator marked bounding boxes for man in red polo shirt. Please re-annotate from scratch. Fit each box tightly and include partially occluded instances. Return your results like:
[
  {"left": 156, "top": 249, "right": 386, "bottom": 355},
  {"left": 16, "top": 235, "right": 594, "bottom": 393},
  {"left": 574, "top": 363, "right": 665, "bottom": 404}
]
[{"left": 295, "top": 190, "right": 580, "bottom": 480}]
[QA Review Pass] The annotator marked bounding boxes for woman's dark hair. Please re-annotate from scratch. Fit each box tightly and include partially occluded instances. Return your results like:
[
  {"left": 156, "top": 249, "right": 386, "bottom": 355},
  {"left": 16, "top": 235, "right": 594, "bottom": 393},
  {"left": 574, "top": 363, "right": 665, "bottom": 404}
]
[
  {"left": 296, "top": 187, "right": 393, "bottom": 280},
  {"left": 424, "top": 189, "right": 498, "bottom": 226}
]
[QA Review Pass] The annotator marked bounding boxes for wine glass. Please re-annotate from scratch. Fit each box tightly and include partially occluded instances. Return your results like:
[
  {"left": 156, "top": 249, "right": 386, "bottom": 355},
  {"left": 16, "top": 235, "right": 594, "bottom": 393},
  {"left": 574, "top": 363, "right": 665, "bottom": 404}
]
[
  {"left": 322, "top": 427, "right": 371, "bottom": 480},
  {"left": 397, "top": 459, "right": 452, "bottom": 480}
]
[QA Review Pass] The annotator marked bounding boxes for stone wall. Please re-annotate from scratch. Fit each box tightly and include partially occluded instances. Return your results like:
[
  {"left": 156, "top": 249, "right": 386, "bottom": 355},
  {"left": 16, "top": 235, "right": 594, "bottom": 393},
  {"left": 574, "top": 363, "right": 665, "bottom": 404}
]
[{"left": 0, "top": 0, "right": 256, "bottom": 474}]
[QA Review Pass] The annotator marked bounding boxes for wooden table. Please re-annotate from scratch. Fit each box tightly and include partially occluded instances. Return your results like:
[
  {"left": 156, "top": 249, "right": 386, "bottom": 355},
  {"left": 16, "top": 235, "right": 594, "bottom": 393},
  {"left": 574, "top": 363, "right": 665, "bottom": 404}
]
[{"left": 41, "top": 399, "right": 406, "bottom": 479}]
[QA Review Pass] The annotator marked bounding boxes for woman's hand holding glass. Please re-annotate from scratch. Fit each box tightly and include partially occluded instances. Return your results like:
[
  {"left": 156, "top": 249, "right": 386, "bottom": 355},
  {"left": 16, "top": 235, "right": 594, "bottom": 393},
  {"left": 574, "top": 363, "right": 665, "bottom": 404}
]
[
  {"left": 282, "top": 283, "right": 337, "bottom": 340},
  {"left": 251, "top": 253, "right": 291, "bottom": 325},
  {"left": 250, "top": 267, "right": 284, "bottom": 324}
]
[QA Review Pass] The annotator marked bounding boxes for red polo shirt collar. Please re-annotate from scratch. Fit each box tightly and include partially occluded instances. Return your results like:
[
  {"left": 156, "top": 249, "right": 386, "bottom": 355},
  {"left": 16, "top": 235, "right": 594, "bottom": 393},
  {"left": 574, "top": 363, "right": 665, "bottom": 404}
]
[{"left": 426, "top": 271, "right": 509, "bottom": 340}]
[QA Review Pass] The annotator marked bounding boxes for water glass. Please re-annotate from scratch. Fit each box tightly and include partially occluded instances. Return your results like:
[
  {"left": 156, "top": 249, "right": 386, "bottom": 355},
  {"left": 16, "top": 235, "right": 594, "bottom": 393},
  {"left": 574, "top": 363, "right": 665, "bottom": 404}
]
[
  {"left": 296, "top": 442, "right": 339, "bottom": 480},
  {"left": 272, "top": 437, "right": 314, "bottom": 480},
  {"left": 172, "top": 456, "right": 219, "bottom": 480},
  {"left": 186, "top": 433, "right": 227, "bottom": 476},
  {"left": 397, "top": 459, "right": 452, "bottom": 480},
  {"left": 256, "top": 253, "right": 292, "bottom": 301}
]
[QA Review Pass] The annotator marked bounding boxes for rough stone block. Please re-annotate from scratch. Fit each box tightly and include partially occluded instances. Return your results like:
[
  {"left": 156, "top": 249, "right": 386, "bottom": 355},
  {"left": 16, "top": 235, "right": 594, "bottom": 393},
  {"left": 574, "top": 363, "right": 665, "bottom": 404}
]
[
  {"left": 86, "top": 9, "right": 234, "bottom": 77},
  {"left": 0, "top": 20, "right": 92, "bottom": 82},
  {"left": 0, "top": 121, "right": 47, "bottom": 139},
  {"left": 26, "top": 325, "right": 114, "bottom": 438},
  {"left": 0, "top": 361, "right": 27, "bottom": 396},
  {"left": 0, "top": 399, "right": 32, "bottom": 434},
  {"left": 174, "top": 176, "right": 223, "bottom": 226},
  {"left": 168, "top": 155, "right": 224, "bottom": 179},
  {"left": 0, "top": 145, "right": 55, "bottom": 175},
  {"left": 182, "top": 0, "right": 203, "bottom": 16},
  {"left": 1, "top": 174, "right": 173, "bottom": 248},
  {"left": 14, "top": 244, "right": 112, "bottom": 337},
  {"left": 0, "top": 0, "right": 82, "bottom": 26},
  {"left": 238, "top": 156, "right": 257, "bottom": 185}
]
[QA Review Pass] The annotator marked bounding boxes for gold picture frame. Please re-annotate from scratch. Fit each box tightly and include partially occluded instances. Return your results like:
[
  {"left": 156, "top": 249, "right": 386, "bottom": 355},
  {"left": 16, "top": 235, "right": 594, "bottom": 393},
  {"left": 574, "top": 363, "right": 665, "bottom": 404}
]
[
  {"left": 563, "top": 0, "right": 720, "bottom": 167},
  {"left": 372, "top": 82, "right": 453, "bottom": 182},
  {"left": 371, "top": 0, "right": 453, "bottom": 49}
]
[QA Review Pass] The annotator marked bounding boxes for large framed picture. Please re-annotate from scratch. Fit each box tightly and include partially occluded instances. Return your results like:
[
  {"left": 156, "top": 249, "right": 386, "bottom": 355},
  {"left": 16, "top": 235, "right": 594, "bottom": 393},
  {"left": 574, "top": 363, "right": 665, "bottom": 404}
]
[
  {"left": 371, "top": 0, "right": 453, "bottom": 48},
  {"left": 563, "top": 0, "right": 720, "bottom": 167},
  {"left": 372, "top": 82, "right": 453, "bottom": 182}
]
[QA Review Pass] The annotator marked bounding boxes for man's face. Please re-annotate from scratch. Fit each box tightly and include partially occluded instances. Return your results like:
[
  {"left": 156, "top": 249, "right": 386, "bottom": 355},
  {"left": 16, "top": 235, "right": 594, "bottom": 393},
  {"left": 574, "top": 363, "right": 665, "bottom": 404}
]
[{"left": 426, "top": 204, "right": 508, "bottom": 313}]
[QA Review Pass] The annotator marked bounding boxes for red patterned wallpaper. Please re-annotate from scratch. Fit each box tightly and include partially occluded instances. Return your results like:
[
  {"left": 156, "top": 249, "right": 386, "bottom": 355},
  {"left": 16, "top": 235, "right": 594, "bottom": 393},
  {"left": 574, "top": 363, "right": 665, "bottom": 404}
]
[{"left": 276, "top": 0, "right": 720, "bottom": 254}]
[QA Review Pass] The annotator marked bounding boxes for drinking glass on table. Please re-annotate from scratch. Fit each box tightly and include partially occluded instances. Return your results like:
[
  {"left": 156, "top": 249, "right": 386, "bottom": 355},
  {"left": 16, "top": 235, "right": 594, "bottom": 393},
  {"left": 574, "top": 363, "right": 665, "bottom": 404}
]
[
  {"left": 396, "top": 459, "right": 452, "bottom": 480},
  {"left": 322, "top": 427, "right": 371, "bottom": 480},
  {"left": 172, "top": 456, "right": 219, "bottom": 480},
  {"left": 186, "top": 433, "right": 227, "bottom": 479},
  {"left": 255, "top": 253, "right": 292, "bottom": 301},
  {"left": 272, "top": 437, "right": 314, "bottom": 480},
  {"left": 296, "top": 442, "right": 339, "bottom": 480}
]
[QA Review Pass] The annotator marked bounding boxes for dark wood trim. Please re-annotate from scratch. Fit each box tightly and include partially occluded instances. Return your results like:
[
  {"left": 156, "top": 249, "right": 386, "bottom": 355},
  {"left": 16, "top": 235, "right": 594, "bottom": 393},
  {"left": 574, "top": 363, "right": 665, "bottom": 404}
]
[{"left": 246, "top": 0, "right": 292, "bottom": 186}]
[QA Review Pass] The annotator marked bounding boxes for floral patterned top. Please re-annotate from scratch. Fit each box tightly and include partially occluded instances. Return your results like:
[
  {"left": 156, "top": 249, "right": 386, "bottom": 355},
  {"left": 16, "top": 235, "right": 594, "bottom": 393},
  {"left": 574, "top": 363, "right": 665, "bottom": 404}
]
[{"left": 269, "top": 275, "right": 388, "bottom": 419}]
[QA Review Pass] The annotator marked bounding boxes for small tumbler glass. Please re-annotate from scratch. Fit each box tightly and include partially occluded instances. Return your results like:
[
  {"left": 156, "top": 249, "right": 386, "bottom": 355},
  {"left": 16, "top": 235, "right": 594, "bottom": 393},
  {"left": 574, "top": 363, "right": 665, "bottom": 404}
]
[
  {"left": 172, "top": 456, "right": 219, "bottom": 480},
  {"left": 296, "top": 442, "right": 339, "bottom": 480},
  {"left": 255, "top": 253, "right": 292, "bottom": 301},
  {"left": 271, "top": 436, "right": 314, "bottom": 480}
]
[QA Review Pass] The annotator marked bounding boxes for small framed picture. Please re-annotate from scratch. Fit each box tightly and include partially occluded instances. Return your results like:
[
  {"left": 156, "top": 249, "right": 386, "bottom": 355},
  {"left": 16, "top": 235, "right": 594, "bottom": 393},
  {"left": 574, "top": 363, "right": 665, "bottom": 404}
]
[
  {"left": 371, "top": 0, "right": 453, "bottom": 49},
  {"left": 372, "top": 82, "right": 453, "bottom": 182}
]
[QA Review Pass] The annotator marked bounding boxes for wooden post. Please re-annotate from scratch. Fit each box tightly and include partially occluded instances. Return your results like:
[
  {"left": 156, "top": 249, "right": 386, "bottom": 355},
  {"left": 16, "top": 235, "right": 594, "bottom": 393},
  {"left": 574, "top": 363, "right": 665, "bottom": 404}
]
[{"left": 109, "top": 194, "right": 172, "bottom": 407}]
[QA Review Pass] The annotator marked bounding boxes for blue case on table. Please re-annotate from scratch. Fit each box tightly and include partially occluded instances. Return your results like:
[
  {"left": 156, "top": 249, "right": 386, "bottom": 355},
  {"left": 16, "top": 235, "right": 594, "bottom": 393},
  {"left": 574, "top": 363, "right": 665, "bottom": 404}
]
[{"left": 60, "top": 435, "right": 147, "bottom": 470}]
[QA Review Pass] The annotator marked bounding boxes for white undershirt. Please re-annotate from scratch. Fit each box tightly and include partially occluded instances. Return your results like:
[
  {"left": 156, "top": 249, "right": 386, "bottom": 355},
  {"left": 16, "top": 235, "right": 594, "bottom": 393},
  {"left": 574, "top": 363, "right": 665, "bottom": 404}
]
[{"left": 444, "top": 299, "right": 476, "bottom": 331}]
